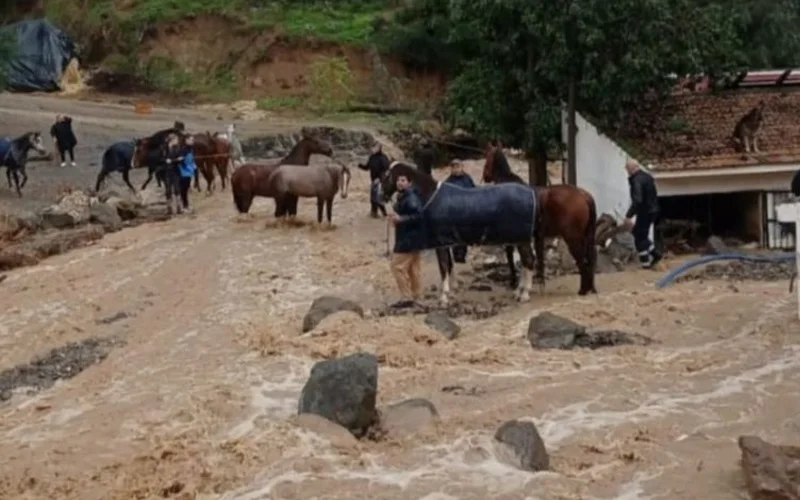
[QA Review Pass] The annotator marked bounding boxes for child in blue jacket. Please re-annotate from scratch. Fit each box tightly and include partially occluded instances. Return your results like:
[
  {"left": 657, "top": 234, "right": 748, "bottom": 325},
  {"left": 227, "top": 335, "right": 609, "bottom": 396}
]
[{"left": 179, "top": 136, "right": 197, "bottom": 212}]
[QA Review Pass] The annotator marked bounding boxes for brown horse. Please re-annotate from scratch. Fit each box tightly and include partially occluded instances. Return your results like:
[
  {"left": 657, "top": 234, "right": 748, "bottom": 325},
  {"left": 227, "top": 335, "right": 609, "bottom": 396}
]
[
  {"left": 231, "top": 135, "right": 333, "bottom": 216},
  {"left": 190, "top": 132, "right": 231, "bottom": 194},
  {"left": 269, "top": 162, "right": 351, "bottom": 224},
  {"left": 483, "top": 144, "right": 597, "bottom": 295}
]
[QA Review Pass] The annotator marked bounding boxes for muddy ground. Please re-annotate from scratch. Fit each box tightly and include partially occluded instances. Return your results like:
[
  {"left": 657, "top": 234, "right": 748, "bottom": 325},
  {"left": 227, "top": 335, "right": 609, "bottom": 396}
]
[{"left": 0, "top": 93, "right": 799, "bottom": 500}]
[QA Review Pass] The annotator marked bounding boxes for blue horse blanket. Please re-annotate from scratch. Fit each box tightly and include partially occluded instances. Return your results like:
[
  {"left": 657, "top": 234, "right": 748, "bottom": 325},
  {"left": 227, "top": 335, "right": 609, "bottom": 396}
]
[
  {"left": 0, "top": 138, "right": 17, "bottom": 167},
  {"left": 422, "top": 182, "right": 536, "bottom": 248}
]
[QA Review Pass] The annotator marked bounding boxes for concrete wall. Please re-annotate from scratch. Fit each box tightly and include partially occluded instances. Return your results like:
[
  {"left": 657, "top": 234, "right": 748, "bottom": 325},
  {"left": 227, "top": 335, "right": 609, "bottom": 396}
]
[{"left": 655, "top": 170, "right": 795, "bottom": 196}]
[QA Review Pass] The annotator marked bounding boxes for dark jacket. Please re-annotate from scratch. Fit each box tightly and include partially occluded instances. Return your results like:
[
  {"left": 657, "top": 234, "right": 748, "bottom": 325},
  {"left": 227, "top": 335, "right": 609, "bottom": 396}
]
[
  {"left": 149, "top": 127, "right": 183, "bottom": 150},
  {"left": 393, "top": 187, "right": 426, "bottom": 253},
  {"left": 359, "top": 151, "right": 391, "bottom": 182},
  {"left": 626, "top": 169, "right": 659, "bottom": 218},
  {"left": 444, "top": 173, "right": 475, "bottom": 189},
  {"left": 414, "top": 145, "right": 435, "bottom": 175},
  {"left": 50, "top": 117, "right": 77, "bottom": 149},
  {"left": 792, "top": 169, "right": 800, "bottom": 196}
]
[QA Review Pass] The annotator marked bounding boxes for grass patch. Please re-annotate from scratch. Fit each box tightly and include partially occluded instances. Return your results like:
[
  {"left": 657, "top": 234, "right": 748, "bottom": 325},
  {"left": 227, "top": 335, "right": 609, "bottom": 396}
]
[
  {"left": 140, "top": 56, "right": 238, "bottom": 99},
  {"left": 257, "top": 96, "right": 305, "bottom": 110}
]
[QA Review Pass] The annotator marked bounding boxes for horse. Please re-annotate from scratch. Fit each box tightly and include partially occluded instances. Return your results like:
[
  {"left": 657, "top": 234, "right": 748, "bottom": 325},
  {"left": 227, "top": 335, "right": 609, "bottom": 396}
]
[
  {"left": 0, "top": 132, "right": 47, "bottom": 196},
  {"left": 381, "top": 161, "right": 538, "bottom": 305},
  {"left": 190, "top": 132, "right": 231, "bottom": 194},
  {"left": 94, "top": 140, "right": 137, "bottom": 192},
  {"left": 483, "top": 144, "right": 598, "bottom": 295},
  {"left": 135, "top": 126, "right": 187, "bottom": 190},
  {"left": 231, "top": 135, "right": 333, "bottom": 216},
  {"left": 269, "top": 162, "right": 351, "bottom": 224}
]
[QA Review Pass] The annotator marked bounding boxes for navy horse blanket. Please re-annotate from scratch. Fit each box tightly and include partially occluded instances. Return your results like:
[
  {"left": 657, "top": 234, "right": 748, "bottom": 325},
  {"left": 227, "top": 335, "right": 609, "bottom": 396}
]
[
  {"left": 0, "top": 137, "right": 19, "bottom": 168},
  {"left": 422, "top": 182, "right": 536, "bottom": 248},
  {"left": 102, "top": 141, "right": 136, "bottom": 172}
]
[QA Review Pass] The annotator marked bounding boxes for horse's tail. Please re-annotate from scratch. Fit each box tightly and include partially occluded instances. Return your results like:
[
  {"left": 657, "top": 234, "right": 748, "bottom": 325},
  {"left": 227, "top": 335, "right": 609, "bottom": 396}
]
[
  {"left": 231, "top": 166, "right": 253, "bottom": 213},
  {"left": 583, "top": 190, "right": 598, "bottom": 281}
]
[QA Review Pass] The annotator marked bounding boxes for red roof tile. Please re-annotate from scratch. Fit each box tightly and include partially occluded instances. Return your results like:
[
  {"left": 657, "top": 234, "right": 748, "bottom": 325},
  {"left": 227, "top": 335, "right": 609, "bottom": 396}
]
[{"left": 613, "top": 88, "right": 800, "bottom": 171}]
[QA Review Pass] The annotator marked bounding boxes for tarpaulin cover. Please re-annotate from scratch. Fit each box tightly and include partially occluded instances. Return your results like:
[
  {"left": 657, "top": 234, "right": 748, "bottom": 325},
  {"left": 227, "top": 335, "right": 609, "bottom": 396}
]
[
  {"left": 422, "top": 182, "right": 537, "bottom": 249},
  {"left": 2, "top": 19, "right": 76, "bottom": 92}
]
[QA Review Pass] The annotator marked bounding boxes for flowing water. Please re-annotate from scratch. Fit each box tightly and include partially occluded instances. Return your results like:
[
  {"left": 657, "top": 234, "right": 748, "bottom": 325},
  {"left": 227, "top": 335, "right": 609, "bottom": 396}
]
[{"left": 0, "top": 160, "right": 797, "bottom": 500}]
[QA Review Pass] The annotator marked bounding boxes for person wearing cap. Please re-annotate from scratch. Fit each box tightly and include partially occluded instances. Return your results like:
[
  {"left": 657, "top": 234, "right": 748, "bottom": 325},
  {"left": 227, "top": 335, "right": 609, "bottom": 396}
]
[
  {"left": 443, "top": 158, "right": 476, "bottom": 263},
  {"left": 358, "top": 141, "right": 391, "bottom": 217},
  {"left": 623, "top": 159, "right": 662, "bottom": 268}
]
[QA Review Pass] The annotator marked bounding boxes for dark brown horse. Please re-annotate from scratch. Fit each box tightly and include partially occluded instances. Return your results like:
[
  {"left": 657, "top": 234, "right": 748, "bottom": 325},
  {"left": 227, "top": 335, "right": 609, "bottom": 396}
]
[
  {"left": 269, "top": 162, "right": 351, "bottom": 224},
  {"left": 231, "top": 135, "right": 333, "bottom": 216},
  {"left": 381, "top": 161, "right": 537, "bottom": 305},
  {"left": 483, "top": 144, "right": 597, "bottom": 295},
  {"left": 191, "top": 132, "right": 231, "bottom": 194}
]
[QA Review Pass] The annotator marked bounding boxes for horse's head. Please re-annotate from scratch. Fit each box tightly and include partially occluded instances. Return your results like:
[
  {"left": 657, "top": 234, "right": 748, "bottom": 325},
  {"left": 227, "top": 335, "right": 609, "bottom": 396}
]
[
  {"left": 299, "top": 135, "right": 333, "bottom": 158},
  {"left": 338, "top": 163, "right": 351, "bottom": 199},
  {"left": 26, "top": 132, "right": 46, "bottom": 155}
]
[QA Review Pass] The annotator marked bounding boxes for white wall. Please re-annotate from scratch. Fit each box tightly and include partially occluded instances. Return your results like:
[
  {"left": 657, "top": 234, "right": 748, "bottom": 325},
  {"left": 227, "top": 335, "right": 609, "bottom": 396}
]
[{"left": 564, "top": 110, "right": 633, "bottom": 219}]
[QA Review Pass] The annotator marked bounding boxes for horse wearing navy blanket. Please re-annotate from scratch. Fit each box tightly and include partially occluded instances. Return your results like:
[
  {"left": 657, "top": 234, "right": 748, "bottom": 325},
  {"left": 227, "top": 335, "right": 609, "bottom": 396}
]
[
  {"left": 381, "top": 161, "right": 537, "bottom": 305},
  {"left": 95, "top": 141, "right": 137, "bottom": 192},
  {"left": 0, "top": 132, "right": 47, "bottom": 197}
]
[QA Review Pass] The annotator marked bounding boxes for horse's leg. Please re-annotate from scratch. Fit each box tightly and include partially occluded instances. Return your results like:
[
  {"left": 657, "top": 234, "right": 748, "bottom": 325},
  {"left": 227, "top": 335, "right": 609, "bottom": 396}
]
[
  {"left": 19, "top": 166, "right": 27, "bottom": 189},
  {"left": 504, "top": 245, "right": 518, "bottom": 289},
  {"left": 326, "top": 198, "right": 333, "bottom": 224},
  {"left": 194, "top": 168, "right": 201, "bottom": 192},
  {"left": 435, "top": 247, "right": 453, "bottom": 306},
  {"left": 11, "top": 170, "right": 21, "bottom": 197},
  {"left": 141, "top": 169, "right": 153, "bottom": 190},
  {"left": 6, "top": 166, "right": 11, "bottom": 188},
  {"left": 316, "top": 198, "right": 324, "bottom": 224},
  {"left": 564, "top": 236, "right": 591, "bottom": 295},
  {"left": 533, "top": 230, "right": 546, "bottom": 293},
  {"left": 121, "top": 169, "right": 136, "bottom": 193},
  {"left": 514, "top": 244, "right": 536, "bottom": 302}
]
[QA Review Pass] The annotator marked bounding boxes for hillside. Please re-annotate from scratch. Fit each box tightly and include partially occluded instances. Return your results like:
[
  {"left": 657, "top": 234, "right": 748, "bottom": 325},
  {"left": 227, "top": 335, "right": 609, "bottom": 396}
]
[{"left": 1, "top": 0, "right": 446, "bottom": 110}]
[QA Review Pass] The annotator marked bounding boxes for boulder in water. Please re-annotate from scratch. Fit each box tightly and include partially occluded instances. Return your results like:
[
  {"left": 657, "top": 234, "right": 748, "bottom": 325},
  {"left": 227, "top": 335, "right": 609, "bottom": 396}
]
[
  {"left": 424, "top": 311, "right": 460, "bottom": 340},
  {"left": 493, "top": 420, "right": 549, "bottom": 472},
  {"left": 302, "top": 296, "right": 364, "bottom": 333},
  {"left": 379, "top": 398, "right": 439, "bottom": 439},
  {"left": 739, "top": 435, "right": 800, "bottom": 500},
  {"left": 297, "top": 352, "right": 379, "bottom": 438}
]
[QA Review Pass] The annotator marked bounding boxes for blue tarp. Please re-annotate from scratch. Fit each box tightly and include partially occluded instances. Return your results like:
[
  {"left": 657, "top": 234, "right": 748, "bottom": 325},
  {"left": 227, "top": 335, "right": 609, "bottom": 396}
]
[{"left": 2, "top": 19, "right": 77, "bottom": 92}]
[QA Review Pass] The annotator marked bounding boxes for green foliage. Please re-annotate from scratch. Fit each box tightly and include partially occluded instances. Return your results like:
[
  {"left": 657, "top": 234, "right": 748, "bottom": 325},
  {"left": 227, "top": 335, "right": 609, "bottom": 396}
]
[
  {"left": 256, "top": 96, "right": 304, "bottom": 110},
  {"left": 140, "top": 56, "right": 237, "bottom": 99},
  {"left": 308, "top": 55, "right": 355, "bottom": 112},
  {"left": 0, "top": 29, "right": 16, "bottom": 88}
]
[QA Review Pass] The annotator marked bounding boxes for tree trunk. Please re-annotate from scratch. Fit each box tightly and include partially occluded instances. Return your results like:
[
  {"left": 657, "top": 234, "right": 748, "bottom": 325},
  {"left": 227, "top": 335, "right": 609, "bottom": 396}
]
[{"left": 526, "top": 146, "right": 549, "bottom": 187}]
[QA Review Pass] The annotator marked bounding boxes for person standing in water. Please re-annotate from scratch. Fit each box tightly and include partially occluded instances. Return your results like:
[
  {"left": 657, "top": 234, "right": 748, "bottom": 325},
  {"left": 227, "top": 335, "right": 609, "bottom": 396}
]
[
  {"left": 358, "top": 141, "right": 391, "bottom": 218},
  {"left": 623, "top": 160, "right": 662, "bottom": 268},
  {"left": 50, "top": 114, "right": 77, "bottom": 167},
  {"left": 388, "top": 172, "right": 426, "bottom": 308}
]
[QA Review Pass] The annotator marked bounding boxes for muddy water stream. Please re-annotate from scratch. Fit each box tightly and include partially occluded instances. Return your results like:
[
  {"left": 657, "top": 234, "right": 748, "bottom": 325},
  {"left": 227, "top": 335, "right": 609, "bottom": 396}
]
[{"left": 0, "top": 160, "right": 797, "bottom": 500}]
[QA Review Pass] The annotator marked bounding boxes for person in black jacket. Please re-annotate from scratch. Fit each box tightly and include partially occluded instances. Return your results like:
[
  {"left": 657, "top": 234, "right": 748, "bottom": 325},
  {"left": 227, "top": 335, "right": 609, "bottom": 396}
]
[
  {"left": 792, "top": 168, "right": 800, "bottom": 197},
  {"left": 623, "top": 160, "right": 662, "bottom": 268},
  {"left": 358, "top": 142, "right": 391, "bottom": 217},
  {"left": 50, "top": 115, "right": 77, "bottom": 167},
  {"left": 444, "top": 159, "right": 475, "bottom": 263},
  {"left": 389, "top": 173, "right": 426, "bottom": 307}
]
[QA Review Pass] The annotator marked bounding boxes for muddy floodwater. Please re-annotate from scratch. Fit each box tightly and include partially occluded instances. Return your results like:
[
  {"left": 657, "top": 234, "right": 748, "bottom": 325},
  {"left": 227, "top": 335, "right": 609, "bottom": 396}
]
[{"left": 0, "top": 98, "right": 799, "bottom": 499}]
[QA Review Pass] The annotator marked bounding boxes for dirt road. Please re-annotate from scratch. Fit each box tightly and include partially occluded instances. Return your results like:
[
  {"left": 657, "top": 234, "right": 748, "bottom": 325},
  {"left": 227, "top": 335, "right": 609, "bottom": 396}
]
[{"left": 0, "top": 94, "right": 798, "bottom": 500}]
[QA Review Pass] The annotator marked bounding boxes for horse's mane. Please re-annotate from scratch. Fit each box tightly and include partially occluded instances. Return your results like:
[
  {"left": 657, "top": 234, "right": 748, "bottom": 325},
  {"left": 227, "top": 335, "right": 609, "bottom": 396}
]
[
  {"left": 12, "top": 132, "right": 34, "bottom": 143},
  {"left": 491, "top": 148, "right": 525, "bottom": 183}
]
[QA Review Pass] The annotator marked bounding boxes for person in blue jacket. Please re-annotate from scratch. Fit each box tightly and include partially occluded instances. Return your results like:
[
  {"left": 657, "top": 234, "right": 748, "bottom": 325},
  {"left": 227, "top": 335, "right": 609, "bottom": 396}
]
[
  {"left": 444, "top": 158, "right": 475, "bottom": 263},
  {"left": 178, "top": 135, "right": 197, "bottom": 213},
  {"left": 389, "top": 172, "right": 426, "bottom": 307}
]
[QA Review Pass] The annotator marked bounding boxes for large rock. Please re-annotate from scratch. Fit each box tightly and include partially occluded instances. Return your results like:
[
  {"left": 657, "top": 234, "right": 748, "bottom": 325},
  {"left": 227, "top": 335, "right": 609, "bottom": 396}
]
[
  {"left": 105, "top": 196, "right": 139, "bottom": 220},
  {"left": 527, "top": 312, "right": 586, "bottom": 349},
  {"left": 0, "top": 210, "right": 40, "bottom": 240},
  {"left": 527, "top": 312, "right": 653, "bottom": 350},
  {"left": 493, "top": 420, "right": 549, "bottom": 472},
  {"left": 89, "top": 200, "right": 122, "bottom": 232},
  {"left": 379, "top": 398, "right": 439, "bottom": 439},
  {"left": 297, "top": 352, "right": 379, "bottom": 438},
  {"left": 302, "top": 296, "right": 364, "bottom": 333},
  {"left": 424, "top": 311, "right": 460, "bottom": 340},
  {"left": 40, "top": 190, "right": 91, "bottom": 229},
  {"left": 739, "top": 435, "right": 800, "bottom": 500}
]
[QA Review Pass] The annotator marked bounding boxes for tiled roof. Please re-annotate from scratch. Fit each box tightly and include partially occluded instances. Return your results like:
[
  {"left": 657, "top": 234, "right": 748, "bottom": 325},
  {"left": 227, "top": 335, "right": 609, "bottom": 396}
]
[{"left": 613, "top": 88, "right": 800, "bottom": 171}]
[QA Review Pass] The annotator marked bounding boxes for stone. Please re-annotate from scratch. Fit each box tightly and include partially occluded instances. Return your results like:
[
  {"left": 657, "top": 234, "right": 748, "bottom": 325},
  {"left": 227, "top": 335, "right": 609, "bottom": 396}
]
[
  {"left": 739, "top": 435, "right": 800, "bottom": 500},
  {"left": 574, "top": 329, "right": 654, "bottom": 349},
  {"left": 706, "top": 235, "right": 728, "bottom": 255},
  {"left": 297, "top": 352, "right": 379, "bottom": 438},
  {"left": 379, "top": 398, "right": 438, "bottom": 439},
  {"left": 291, "top": 413, "right": 359, "bottom": 449},
  {"left": 493, "top": 420, "right": 549, "bottom": 472},
  {"left": 302, "top": 296, "right": 364, "bottom": 333},
  {"left": 105, "top": 196, "right": 139, "bottom": 220},
  {"left": 424, "top": 311, "right": 460, "bottom": 340},
  {"left": 527, "top": 312, "right": 586, "bottom": 350},
  {"left": 89, "top": 200, "right": 123, "bottom": 232}
]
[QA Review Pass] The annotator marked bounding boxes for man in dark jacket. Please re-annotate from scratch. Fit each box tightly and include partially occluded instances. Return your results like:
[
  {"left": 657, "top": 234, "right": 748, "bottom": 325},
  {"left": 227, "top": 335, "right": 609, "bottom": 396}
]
[
  {"left": 624, "top": 160, "right": 662, "bottom": 268},
  {"left": 444, "top": 159, "right": 475, "bottom": 263},
  {"left": 50, "top": 115, "right": 77, "bottom": 167},
  {"left": 358, "top": 142, "right": 391, "bottom": 217},
  {"left": 389, "top": 172, "right": 426, "bottom": 307},
  {"left": 413, "top": 137, "right": 435, "bottom": 176}
]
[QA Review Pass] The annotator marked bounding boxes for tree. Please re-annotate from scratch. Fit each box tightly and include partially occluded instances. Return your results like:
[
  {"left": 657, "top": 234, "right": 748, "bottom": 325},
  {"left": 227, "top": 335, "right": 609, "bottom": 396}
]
[
  {"left": 439, "top": 0, "right": 744, "bottom": 185},
  {"left": 0, "top": 29, "right": 16, "bottom": 88}
]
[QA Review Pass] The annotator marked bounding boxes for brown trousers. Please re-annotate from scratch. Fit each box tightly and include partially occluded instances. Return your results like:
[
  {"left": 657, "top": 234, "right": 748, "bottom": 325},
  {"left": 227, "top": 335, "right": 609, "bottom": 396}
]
[{"left": 391, "top": 252, "right": 422, "bottom": 300}]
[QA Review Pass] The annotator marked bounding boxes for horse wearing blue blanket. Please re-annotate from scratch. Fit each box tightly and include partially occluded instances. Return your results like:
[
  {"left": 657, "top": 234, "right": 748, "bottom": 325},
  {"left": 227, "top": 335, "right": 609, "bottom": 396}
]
[
  {"left": 0, "top": 132, "right": 47, "bottom": 197},
  {"left": 381, "top": 161, "right": 537, "bottom": 305}
]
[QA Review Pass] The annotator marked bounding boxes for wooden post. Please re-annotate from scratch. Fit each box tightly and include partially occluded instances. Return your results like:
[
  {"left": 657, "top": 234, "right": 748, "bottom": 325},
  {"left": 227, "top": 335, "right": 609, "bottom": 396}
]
[{"left": 566, "top": 77, "right": 577, "bottom": 185}]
